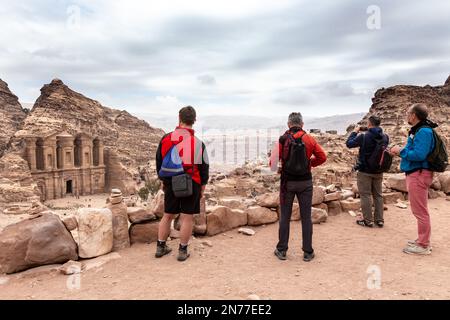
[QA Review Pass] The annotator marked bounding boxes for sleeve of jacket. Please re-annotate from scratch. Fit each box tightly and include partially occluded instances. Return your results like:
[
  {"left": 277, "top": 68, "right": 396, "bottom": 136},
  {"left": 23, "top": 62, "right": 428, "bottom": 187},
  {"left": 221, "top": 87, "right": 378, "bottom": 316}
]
[
  {"left": 155, "top": 139, "right": 163, "bottom": 178},
  {"left": 310, "top": 138, "right": 327, "bottom": 167},
  {"left": 269, "top": 141, "right": 280, "bottom": 171},
  {"left": 199, "top": 142, "right": 210, "bottom": 185},
  {"left": 346, "top": 132, "right": 363, "bottom": 148},
  {"left": 400, "top": 129, "right": 434, "bottom": 162}
]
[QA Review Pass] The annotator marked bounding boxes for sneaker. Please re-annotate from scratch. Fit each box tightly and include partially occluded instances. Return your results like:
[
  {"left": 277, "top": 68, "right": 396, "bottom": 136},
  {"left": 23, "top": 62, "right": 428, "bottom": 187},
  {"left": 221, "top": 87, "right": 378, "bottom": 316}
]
[
  {"left": 303, "top": 251, "right": 315, "bottom": 262},
  {"left": 407, "top": 240, "right": 432, "bottom": 251},
  {"left": 274, "top": 249, "right": 287, "bottom": 260},
  {"left": 403, "top": 244, "right": 432, "bottom": 255},
  {"left": 376, "top": 221, "right": 384, "bottom": 228},
  {"left": 356, "top": 220, "right": 373, "bottom": 228},
  {"left": 177, "top": 248, "right": 191, "bottom": 262},
  {"left": 155, "top": 244, "right": 172, "bottom": 258}
]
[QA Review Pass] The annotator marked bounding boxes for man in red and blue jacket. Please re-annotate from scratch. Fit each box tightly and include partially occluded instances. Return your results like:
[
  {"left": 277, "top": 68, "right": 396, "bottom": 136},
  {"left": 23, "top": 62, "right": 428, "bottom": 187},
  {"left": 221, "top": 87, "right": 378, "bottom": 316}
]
[{"left": 155, "top": 106, "right": 209, "bottom": 262}]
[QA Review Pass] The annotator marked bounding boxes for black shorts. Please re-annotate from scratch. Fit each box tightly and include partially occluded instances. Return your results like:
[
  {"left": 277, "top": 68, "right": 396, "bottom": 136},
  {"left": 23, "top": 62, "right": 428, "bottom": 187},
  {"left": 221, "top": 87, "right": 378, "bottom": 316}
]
[{"left": 163, "top": 180, "right": 201, "bottom": 214}]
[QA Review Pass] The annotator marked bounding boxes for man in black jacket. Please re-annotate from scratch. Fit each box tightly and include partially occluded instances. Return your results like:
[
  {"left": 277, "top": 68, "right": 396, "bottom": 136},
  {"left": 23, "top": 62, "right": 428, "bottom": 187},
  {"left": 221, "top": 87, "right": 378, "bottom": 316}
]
[{"left": 346, "top": 116, "right": 389, "bottom": 228}]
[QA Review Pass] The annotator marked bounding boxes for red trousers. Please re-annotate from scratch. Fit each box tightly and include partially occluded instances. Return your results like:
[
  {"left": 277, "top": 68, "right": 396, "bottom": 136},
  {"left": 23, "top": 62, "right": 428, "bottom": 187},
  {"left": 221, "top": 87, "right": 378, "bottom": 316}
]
[{"left": 406, "top": 170, "right": 433, "bottom": 248}]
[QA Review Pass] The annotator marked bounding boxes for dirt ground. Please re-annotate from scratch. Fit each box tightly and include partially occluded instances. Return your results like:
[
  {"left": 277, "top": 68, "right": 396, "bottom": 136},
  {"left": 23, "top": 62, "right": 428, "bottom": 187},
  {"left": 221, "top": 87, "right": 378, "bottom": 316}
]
[{"left": 1, "top": 197, "right": 450, "bottom": 300}]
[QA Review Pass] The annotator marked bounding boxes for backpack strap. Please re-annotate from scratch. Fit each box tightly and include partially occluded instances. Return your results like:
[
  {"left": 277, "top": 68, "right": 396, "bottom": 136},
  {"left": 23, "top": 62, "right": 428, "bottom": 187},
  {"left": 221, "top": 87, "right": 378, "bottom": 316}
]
[
  {"left": 282, "top": 130, "right": 306, "bottom": 161},
  {"left": 290, "top": 130, "right": 307, "bottom": 142}
]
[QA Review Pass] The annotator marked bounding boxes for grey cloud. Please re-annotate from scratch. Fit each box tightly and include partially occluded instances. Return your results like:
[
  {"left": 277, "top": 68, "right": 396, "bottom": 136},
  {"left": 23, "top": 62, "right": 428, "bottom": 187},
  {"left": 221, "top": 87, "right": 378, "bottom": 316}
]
[
  {"left": 197, "top": 75, "right": 216, "bottom": 86},
  {"left": 1, "top": 0, "right": 449, "bottom": 116}
]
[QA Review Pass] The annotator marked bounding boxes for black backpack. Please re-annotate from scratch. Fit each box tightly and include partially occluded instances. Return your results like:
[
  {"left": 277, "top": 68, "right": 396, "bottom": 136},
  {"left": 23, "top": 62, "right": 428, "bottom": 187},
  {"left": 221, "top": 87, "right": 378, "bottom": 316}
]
[
  {"left": 282, "top": 132, "right": 310, "bottom": 176},
  {"left": 415, "top": 126, "right": 449, "bottom": 172},
  {"left": 363, "top": 133, "right": 392, "bottom": 173}
]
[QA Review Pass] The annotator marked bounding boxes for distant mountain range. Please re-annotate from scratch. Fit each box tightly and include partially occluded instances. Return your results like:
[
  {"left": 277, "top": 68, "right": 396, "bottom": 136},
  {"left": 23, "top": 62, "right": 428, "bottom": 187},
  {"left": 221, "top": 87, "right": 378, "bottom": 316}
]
[{"left": 135, "top": 112, "right": 366, "bottom": 135}]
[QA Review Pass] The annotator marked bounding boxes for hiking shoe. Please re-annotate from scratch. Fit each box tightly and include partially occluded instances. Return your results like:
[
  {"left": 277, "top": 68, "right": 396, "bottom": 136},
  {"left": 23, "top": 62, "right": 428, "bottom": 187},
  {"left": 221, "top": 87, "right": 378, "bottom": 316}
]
[
  {"left": 356, "top": 220, "right": 373, "bottom": 228},
  {"left": 274, "top": 249, "right": 287, "bottom": 261},
  {"left": 177, "top": 249, "right": 191, "bottom": 262},
  {"left": 407, "top": 240, "right": 432, "bottom": 251},
  {"left": 303, "top": 252, "right": 315, "bottom": 262},
  {"left": 403, "top": 244, "right": 432, "bottom": 255},
  {"left": 155, "top": 244, "right": 172, "bottom": 258}
]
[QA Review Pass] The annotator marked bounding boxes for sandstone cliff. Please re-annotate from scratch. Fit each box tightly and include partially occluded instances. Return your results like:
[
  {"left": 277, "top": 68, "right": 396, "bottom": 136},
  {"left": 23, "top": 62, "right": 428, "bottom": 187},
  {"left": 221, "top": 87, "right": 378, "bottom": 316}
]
[
  {"left": 0, "top": 153, "right": 40, "bottom": 211},
  {"left": 0, "top": 79, "right": 27, "bottom": 157},
  {"left": 12, "top": 79, "right": 164, "bottom": 167},
  {"left": 7, "top": 79, "right": 165, "bottom": 193},
  {"left": 355, "top": 75, "right": 450, "bottom": 149}
]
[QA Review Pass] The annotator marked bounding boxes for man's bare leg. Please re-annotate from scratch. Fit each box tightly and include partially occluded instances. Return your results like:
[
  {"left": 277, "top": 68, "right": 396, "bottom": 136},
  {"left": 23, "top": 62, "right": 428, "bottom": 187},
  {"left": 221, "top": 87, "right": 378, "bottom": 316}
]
[
  {"left": 178, "top": 213, "right": 194, "bottom": 261},
  {"left": 158, "top": 213, "right": 176, "bottom": 241},
  {"left": 155, "top": 213, "right": 176, "bottom": 258},
  {"left": 179, "top": 213, "right": 194, "bottom": 245}
]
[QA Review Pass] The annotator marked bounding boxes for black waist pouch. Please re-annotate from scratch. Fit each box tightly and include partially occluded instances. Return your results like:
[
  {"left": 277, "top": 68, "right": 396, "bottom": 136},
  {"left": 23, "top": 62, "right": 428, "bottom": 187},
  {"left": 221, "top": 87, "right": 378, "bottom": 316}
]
[{"left": 172, "top": 174, "right": 193, "bottom": 198}]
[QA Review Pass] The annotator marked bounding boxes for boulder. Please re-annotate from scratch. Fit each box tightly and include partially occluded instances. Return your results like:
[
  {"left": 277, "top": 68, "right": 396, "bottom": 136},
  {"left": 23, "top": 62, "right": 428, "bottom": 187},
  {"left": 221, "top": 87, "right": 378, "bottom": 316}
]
[
  {"left": 428, "top": 189, "right": 446, "bottom": 199},
  {"left": 129, "top": 221, "right": 159, "bottom": 244},
  {"left": 312, "top": 186, "right": 326, "bottom": 205},
  {"left": 276, "top": 202, "right": 300, "bottom": 221},
  {"left": 62, "top": 216, "right": 78, "bottom": 231},
  {"left": 324, "top": 192, "right": 342, "bottom": 202},
  {"left": 291, "top": 202, "right": 300, "bottom": 221},
  {"left": 77, "top": 208, "right": 113, "bottom": 259},
  {"left": 312, "top": 208, "right": 328, "bottom": 224},
  {"left": 151, "top": 189, "right": 165, "bottom": 218},
  {"left": 431, "top": 177, "right": 441, "bottom": 191},
  {"left": 255, "top": 193, "right": 279, "bottom": 208},
  {"left": 111, "top": 188, "right": 122, "bottom": 195},
  {"left": 218, "top": 197, "right": 246, "bottom": 210},
  {"left": 206, "top": 206, "right": 247, "bottom": 236},
  {"left": 243, "top": 198, "right": 257, "bottom": 207},
  {"left": 0, "top": 213, "right": 78, "bottom": 274},
  {"left": 327, "top": 201, "right": 342, "bottom": 216},
  {"left": 126, "top": 207, "right": 156, "bottom": 224},
  {"left": 438, "top": 172, "right": 450, "bottom": 194},
  {"left": 247, "top": 206, "right": 278, "bottom": 226},
  {"left": 340, "top": 199, "right": 361, "bottom": 212},
  {"left": 110, "top": 195, "right": 123, "bottom": 205},
  {"left": 107, "top": 202, "right": 130, "bottom": 251},
  {"left": 340, "top": 190, "right": 355, "bottom": 200},
  {"left": 383, "top": 192, "right": 405, "bottom": 205},
  {"left": 313, "top": 203, "right": 328, "bottom": 213},
  {"left": 213, "top": 180, "right": 237, "bottom": 197},
  {"left": 386, "top": 174, "right": 408, "bottom": 193},
  {"left": 193, "top": 198, "right": 207, "bottom": 235}
]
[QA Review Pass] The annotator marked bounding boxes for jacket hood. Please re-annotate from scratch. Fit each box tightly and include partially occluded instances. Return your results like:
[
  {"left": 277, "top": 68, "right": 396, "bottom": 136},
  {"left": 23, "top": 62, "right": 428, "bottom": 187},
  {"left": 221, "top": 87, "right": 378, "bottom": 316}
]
[{"left": 368, "top": 127, "right": 383, "bottom": 137}]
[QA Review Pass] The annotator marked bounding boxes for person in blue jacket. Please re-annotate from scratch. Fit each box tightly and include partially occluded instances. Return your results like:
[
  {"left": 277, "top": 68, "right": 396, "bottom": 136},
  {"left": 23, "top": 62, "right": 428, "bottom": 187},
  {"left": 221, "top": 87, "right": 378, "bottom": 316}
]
[{"left": 389, "top": 103, "right": 436, "bottom": 255}]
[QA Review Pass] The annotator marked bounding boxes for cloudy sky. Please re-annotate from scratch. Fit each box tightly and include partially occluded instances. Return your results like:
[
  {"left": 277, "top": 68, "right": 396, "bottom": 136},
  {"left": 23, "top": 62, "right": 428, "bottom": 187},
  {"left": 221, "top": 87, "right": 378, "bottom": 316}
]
[{"left": 1, "top": 0, "right": 449, "bottom": 118}]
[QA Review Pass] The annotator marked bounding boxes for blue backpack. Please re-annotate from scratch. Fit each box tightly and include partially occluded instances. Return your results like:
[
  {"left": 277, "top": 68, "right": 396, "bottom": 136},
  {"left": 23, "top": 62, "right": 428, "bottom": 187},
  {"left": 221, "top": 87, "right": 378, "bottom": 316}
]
[{"left": 158, "top": 144, "right": 185, "bottom": 178}]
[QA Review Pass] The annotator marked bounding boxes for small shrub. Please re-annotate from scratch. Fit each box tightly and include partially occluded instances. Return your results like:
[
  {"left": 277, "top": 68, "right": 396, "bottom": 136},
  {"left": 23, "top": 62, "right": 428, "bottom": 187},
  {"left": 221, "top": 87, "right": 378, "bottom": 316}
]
[
  {"left": 138, "top": 187, "right": 150, "bottom": 201},
  {"left": 146, "top": 178, "right": 161, "bottom": 196}
]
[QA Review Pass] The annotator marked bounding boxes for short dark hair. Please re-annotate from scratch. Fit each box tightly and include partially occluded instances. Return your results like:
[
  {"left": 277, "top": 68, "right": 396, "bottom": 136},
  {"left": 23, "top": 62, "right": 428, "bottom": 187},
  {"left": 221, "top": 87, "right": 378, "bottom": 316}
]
[
  {"left": 368, "top": 115, "right": 381, "bottom": 127},
  {"left": 179, "top": 106, "right": 196, "bottom": 125},
  {"left": 410, "top": 103, "right": 428, "bottom": 121}
]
